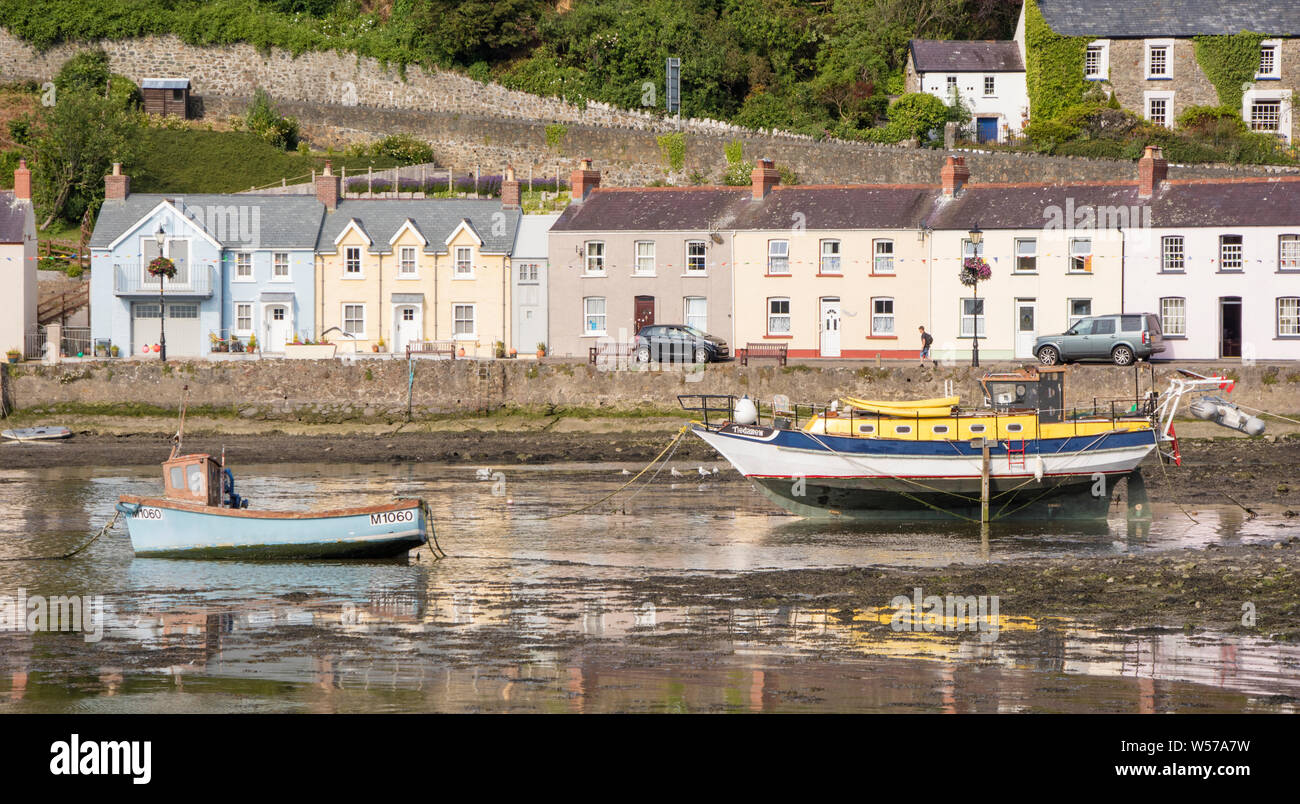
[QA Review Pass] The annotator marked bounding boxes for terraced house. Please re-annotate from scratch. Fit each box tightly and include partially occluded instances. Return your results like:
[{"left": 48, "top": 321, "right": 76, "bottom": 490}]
[
  {"left": 1, "top": 160, "right": 36, "bottom": 361},
  {"left": 90, "top": 165, "right": 322, "bottom": 358},
  {"left": 1028, "top": 0, "right": 1298, "bottom": 143},
  {"left": 312, "top": 165, "right": 522, "bottom": 357}
]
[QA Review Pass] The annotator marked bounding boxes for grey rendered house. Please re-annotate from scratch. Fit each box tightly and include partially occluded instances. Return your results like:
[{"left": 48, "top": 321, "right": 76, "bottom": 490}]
[
  {"left": 547, "top": 162, "right": 741, "bottom": 358},
  {"left": 512, "top": 213, "right": 559, "bottom": 356}
]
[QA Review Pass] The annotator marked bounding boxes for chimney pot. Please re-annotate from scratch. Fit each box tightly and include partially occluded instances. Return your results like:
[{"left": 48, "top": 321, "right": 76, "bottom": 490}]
[
  {"left": 1138, "top": 145, "right": 1167, "bottom": 198},
  {"left": 104, "top": 163, "right": 130, "bottom": 201},
  {"left": 13, "top": 158, "right": 31, "bottom": 201},
  {"left": 750, "top": 157, "right": 780, "bottom": 200},
  {"left": 501, "top": 164, "right": 521, "bottom": 209},
  {"left": 941, "top": 155, "right": 970, "bottom": 197},
  {"left": 570, "top": 158, "right": 601, "bottom": 202},
  {"left": 315, "top": 160, "right": 341, "bottom": 209}
]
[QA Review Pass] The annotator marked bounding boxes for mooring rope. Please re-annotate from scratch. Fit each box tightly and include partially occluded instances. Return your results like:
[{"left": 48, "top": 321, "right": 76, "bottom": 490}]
[
  {"left": 419, "top": 499, "right": 447, "bottom": 561},
  {"left": 0, "top": 510, "right": 122, "bottom": 561},
  {"left": 541, "top": 425, "right": 689, "bottom": 520}
]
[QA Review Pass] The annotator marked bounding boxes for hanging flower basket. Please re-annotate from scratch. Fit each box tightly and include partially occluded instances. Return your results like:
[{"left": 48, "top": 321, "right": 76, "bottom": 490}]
[
  {"left": 959, "top": 256, "right": 991, "bottom": 287},
  {"left": 147, "top": 256, "right": 177, "bottom": 280}
]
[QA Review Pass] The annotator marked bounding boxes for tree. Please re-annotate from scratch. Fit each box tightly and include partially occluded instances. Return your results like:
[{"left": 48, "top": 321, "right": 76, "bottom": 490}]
[{"left": 32, "top": 88, "right": 141, "bottom": 229}]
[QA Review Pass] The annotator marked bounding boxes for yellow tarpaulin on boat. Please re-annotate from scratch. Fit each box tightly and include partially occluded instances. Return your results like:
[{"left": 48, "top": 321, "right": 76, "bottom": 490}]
[{"left": 840, "top": 396, "right": 959, "bottom": 418}]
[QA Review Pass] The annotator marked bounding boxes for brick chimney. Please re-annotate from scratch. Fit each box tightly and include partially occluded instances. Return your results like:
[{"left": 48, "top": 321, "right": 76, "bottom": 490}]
[
  {"left": 13, "top": 158, "right": 30, "bottom": 201},
  {"left": 751, "top": 158, "right": 780, "bottom": 200},
  {"left": 1138, "top": 145, "right": 1168, "bottom": 199},
  {"left": 104, "top": 162, "right": 130, "bottom": 201},
  {"left": 570, "top": 158, "right": 600, "bottom": 202},
  {"left": 315, "top": 160, "right": 341, "bottom": 210},
  {"left": 940, "top": 155, "right": 969, "bottom": 197},
  {"left": 501, "top": 164, "right": 520, "bottom": 208}
]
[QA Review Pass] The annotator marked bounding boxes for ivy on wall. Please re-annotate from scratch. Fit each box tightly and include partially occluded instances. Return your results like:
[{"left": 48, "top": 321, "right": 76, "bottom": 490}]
[
  {"left": 656, "top": 132, "right": 685, "bottom": 172},
  {"left": 1193, "top": 31, "right": 1269, "bottom": 110},
  {"left": 1023, "top": 0, "right": 1088, "bottom": 121}
]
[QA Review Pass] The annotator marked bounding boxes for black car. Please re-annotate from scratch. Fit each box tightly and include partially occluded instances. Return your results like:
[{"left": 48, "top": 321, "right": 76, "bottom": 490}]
[{"left": 634, "top": 325, "right": 730, "bottom": 364}]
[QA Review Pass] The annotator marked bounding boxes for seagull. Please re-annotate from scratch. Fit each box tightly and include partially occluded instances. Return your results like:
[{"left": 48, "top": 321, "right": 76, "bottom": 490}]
[
  {"left": 620, "top": 469, "right": 632, "bottom": 475},
  {"left": 697, "top": 466, "right": 711, "bottom": 477},
  {"left": 670, "top": 467, "right": 684, "bottom": 478}
]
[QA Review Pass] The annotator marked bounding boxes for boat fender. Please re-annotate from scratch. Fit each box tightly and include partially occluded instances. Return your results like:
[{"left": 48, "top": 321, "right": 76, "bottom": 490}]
[
  {"left": 734, "top": 395, "right": 759, "bottom": 425},
  {"left": 1032, "top": 455, "right": 1044, "bottom": 482}
]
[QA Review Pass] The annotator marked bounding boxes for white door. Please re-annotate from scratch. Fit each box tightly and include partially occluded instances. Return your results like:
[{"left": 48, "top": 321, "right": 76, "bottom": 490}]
[
  {"left": 1015, "top": 299, "right": 1037, "bottom": 359},
  {"left": 394, "top": 306, "right": 421, "bottom": 354},
  {"left": 820, "top": 298, "right": 841, "bottom": 357},
  {"left": 265, "top": 304, "right": 292, "bottom": 351}
]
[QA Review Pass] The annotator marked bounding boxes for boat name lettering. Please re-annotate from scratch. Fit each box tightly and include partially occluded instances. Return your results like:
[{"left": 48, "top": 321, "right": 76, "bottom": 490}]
[
  {"left": 370, "top": 509, "right": 415, "bottom": 526},
  {"left": 723, "top": 424, "right": 774, "bottom": 438},
  {"left": 134, "top": 507, "right": 164, "bottom": 521}
]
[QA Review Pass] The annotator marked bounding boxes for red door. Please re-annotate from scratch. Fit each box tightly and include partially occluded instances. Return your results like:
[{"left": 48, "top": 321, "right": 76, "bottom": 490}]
[{"left": 634, "top": 296, "right": 655, "bottom": 333}]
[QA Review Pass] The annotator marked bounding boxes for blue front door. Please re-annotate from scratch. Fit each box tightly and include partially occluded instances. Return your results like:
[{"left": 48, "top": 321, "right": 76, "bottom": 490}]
[{"left": 977, "top": 117, "right": 999, "bottom": 143}]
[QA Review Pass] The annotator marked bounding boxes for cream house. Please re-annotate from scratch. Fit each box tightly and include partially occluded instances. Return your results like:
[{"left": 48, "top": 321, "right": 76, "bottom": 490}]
[{"left": 0, "top": 160, "right": 37, "bottom": 359}]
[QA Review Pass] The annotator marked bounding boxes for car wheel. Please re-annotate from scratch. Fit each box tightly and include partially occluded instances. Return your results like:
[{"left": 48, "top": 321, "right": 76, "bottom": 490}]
[
  {"left": 694, "top": 347, "right": 708, "bottom": 364},
  {"left": 636, "top": 346, "right": 650, "bottom": 363},
  {"left": 1111, "top": 345, "right": 1134, "bottom": 366},
  {"left": 1036, "top": 346, "right": 1060, "bottom": 366}
]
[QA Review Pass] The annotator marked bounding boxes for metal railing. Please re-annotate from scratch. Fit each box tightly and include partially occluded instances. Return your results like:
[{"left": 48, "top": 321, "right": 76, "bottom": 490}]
[
  {"left": 61, "top": 327, "right": 91, "bottom": 358},
  {"left": 23, "top": 326, "right": 46, "bottom": 360},
  {"left": 114, "top": 264, "right": 214, "bottom": 296}
]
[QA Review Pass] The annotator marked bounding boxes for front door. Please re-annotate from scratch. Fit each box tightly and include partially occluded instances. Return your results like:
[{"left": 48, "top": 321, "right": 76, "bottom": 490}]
[
  {"left": 820, "top": 297, "right": 841, "bottom": 357},
  {"left": 1014, "top": 299, "right": 1037, "bottom": 359},
  {"left": 634, "top": 295, "right": 655, "bottom": 334},
  {"left": 1220, "top": 297, "right": 1242, "bottom": 358},
  {"left": 265, "top": 304, "right": 292, "bottom": 351},
  {"left": 394, "top": 305, "right": 421, "bottom": 355},
  {"left": 977, "top": 117, "right": 999, "bottom": 143}
]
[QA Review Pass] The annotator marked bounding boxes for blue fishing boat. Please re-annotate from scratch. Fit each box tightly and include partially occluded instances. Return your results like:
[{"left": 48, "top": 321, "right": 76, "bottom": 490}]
[{"left": 114, "top": 438, "right": 433, "bottom": 559}]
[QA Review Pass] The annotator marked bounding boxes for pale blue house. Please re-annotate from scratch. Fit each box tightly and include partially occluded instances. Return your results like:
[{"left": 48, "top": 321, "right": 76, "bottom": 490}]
[{"left": 90, "top": 168, "right": 324, "bottom": 357}]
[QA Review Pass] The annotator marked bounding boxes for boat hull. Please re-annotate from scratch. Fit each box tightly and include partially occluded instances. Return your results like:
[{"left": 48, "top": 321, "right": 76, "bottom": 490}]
[
  {"left": 116, "top": 496, "right": 429, "bottom": 559},
  {"left": 691, "top": 422, "right": 1155, "bottom": 520}
]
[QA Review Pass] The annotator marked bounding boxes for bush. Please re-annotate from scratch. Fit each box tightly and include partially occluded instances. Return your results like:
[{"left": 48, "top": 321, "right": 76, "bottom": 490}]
[
  {"left": 884, "top": 93, "right": 949, "bottom": 143},
  {"left": 244, "top": 88, "right": 299, "bottom": 150},
  {"left": 371, "top": 133, "right": 432, "bottom": 164}
]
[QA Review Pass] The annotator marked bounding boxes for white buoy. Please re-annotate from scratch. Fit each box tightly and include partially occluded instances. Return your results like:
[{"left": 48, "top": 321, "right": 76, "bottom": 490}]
[{"left": 734, "top": 395, "right": 759, "bottom": 425}]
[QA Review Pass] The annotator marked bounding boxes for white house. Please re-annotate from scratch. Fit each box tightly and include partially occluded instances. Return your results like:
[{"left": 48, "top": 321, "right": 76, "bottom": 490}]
[
  {"left": 905, "top": 39, "right": 1029, "bottom": 143},
  {"left": 511, "top": 213, "right": 558, "bottom": 357}
]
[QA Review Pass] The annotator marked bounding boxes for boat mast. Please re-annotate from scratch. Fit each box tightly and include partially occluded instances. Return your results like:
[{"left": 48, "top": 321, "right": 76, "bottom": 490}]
[{"left": 169, "top": 384, "right": 189, "bottom": 460}]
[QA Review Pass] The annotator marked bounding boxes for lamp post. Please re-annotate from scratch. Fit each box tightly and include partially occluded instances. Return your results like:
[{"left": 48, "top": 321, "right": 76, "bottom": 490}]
[
  {"left": 155, "top": 225, "right": 167, "bottom": 363},
  {"left": 968, "top": 224, "right": 983, "bottom": 368}
]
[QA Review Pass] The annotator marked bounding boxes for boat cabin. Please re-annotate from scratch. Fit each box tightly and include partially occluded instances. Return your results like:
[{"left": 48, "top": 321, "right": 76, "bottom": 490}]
[
  {"left": 981, "top": 366, "right": 1065, "bottom": 423},
  {"left": 162, "top": 453, "right": 222, "bottom": 506}
]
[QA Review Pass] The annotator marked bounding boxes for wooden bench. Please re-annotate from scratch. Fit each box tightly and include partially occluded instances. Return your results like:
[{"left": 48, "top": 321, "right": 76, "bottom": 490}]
[
  {"left": 588, "top": 342, "right": 637, "bottom": 367},
  {"left": 406, "top": 340, "right": 457, "bottom": 359},
  {"left": 737, "top": 342, "right": 788, "bottom": 367}
]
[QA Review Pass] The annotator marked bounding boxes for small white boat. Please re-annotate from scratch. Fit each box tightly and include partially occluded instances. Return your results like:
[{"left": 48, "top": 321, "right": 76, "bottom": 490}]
[{"left": 2, "top": 426, "right": 72, "bottom": 442}]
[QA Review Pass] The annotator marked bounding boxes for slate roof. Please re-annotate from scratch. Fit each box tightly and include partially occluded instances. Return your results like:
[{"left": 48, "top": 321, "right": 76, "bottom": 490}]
[
  {"left": 90, "top": 194, "right": 324, "bottom": 249},
  {"left": 1036, "top": 0, "right": 1300, "bottom": 37},
  {"left": 0, "top": 191, "right": 31, "bottom": 244},
  {"left": 552, "top": 187, "right": 750, "bottom": 233},
  {"left": 909, "top": 39, "right": 1024, "bottom": 73},
  {"left": 316, "top": 199, "right": 521, "bottom": 254}
]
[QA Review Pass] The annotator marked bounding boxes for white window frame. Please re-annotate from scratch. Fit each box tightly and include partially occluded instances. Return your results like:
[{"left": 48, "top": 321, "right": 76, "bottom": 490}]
[
  {"left": 233, "top": 251, "right": 254, "bottom": 282},
  {"left": 767, "top": 240, "right": 790, "bottom": 275},
  {"left": 1144, "top": 90, "right": 1174, "bottom": 128},
  {"left": 1279, "top": 297, "right": 1300, "bottom": 337},
  {"left": 1067, "top": 298, "right": 1092, "bottom": 328},
  {"left": 684, "top": 296, "right": 707, "bottom": 331},
  {"left": 983, "top": 75, "right": 995, "bottom": 97},
  {"left": 873, "top": 239, "right": 895, "bottom": 275},
  {"left": 820, "top": 239, "right": 842, "bottom": 274},
  {"left": 634, "top": 241, "right": 656, "bottom": 276},
  {"left": 1084, "top": 40, "right": 1110, "bottom": 81},
  {"left": 452, "top": 303, "right": 476, "bottom": 339},
  {"left": 685, "top": 240, "right": 707, "bottom": 275},
  {"left": 271, "top": 251, "right": 290, "bottom": 282},
  {"left": 1219, "top": 235, "right": 1244, "bottom": 271},
  {"left": 454, "top": 246, "right": 474, "bottom": 279},
  {"left": 1280, "top": 234, "right": 1300, "bottom": 272},
  {"left": 344, "top": 246, "right": 363, "bottom": 278},
  {"left": 946, "top": 76, "right": 957, "bottom": 93},
  {"left": 343, "top": 303, "right": 366, "bottom": 338},
  {"left": 1160, "top": 297, "right": 1186, "bottom": 337},
  {"left": 1161, "top": 235, "right": 1185, "bottom": 272},
  {"left": 1257, "top": 40, "right": 1281, "bottom": 80},
  {"left": 584, "top": 241, "right": 605, "bottom": 276},
  {"left": 1242, "top": 88, "right": 1293, "bottom": 144},
  {"left": 1145, "top": 39, "right": 1173, "bottom": 80},
  {"left": 235, "top": 302, "right": 254, "bottom": 335},
  {"left": 871, "top": 297, "right": 895, "bottom": 336},
  {"left": 518, "top": 262, "right": 539, "bottom": 282},
  {"left": 398, "top": 246, "right": 418, "bottom": 278},
  {"left": 961, "top": 238, "right": 984, "bottom": 258},
  {"left": 583, "top": 296, "right": 607, "bottom": 336},
  {"left": 767, "top": 297, "right": 791, "bottom": 335},
  {"left": 1069, "top": 238, "right": 1093, "bottom": 273},
  {"left": 1015, "top": 238, "right": 1037, "bottom": 272},
  {"left": 960, "top": 298, "right": 985, "bottom": 338}
]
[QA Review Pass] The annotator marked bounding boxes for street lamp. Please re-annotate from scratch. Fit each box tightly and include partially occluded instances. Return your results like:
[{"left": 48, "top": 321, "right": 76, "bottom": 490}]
[
  {"left": 155, "top": 225, "right": 167, "bottom": 363},
  {"left": 968, "top": 224, "right": 983, "bottom": 368}
]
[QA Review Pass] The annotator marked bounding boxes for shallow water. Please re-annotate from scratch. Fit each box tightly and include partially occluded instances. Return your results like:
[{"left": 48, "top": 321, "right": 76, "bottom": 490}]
[{"left": 0, "top": 462, "right": 1296, "bottom": 713}]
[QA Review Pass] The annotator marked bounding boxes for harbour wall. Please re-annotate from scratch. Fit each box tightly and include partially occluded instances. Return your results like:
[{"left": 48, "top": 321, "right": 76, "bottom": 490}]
[{"left": 3, "top": 360, "right": 1298, "bottom": 422}]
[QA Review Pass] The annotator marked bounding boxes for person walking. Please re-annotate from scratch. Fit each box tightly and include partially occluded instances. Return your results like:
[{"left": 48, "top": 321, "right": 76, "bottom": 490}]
[{"left": 919, "top": 325, "right": 936, "bottom": 368}]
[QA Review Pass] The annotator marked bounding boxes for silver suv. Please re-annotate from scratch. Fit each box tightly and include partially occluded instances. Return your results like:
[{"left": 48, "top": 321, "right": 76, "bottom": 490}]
[{"left": 1035, "top": 313, "right": 1165, "bottom": 366}]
